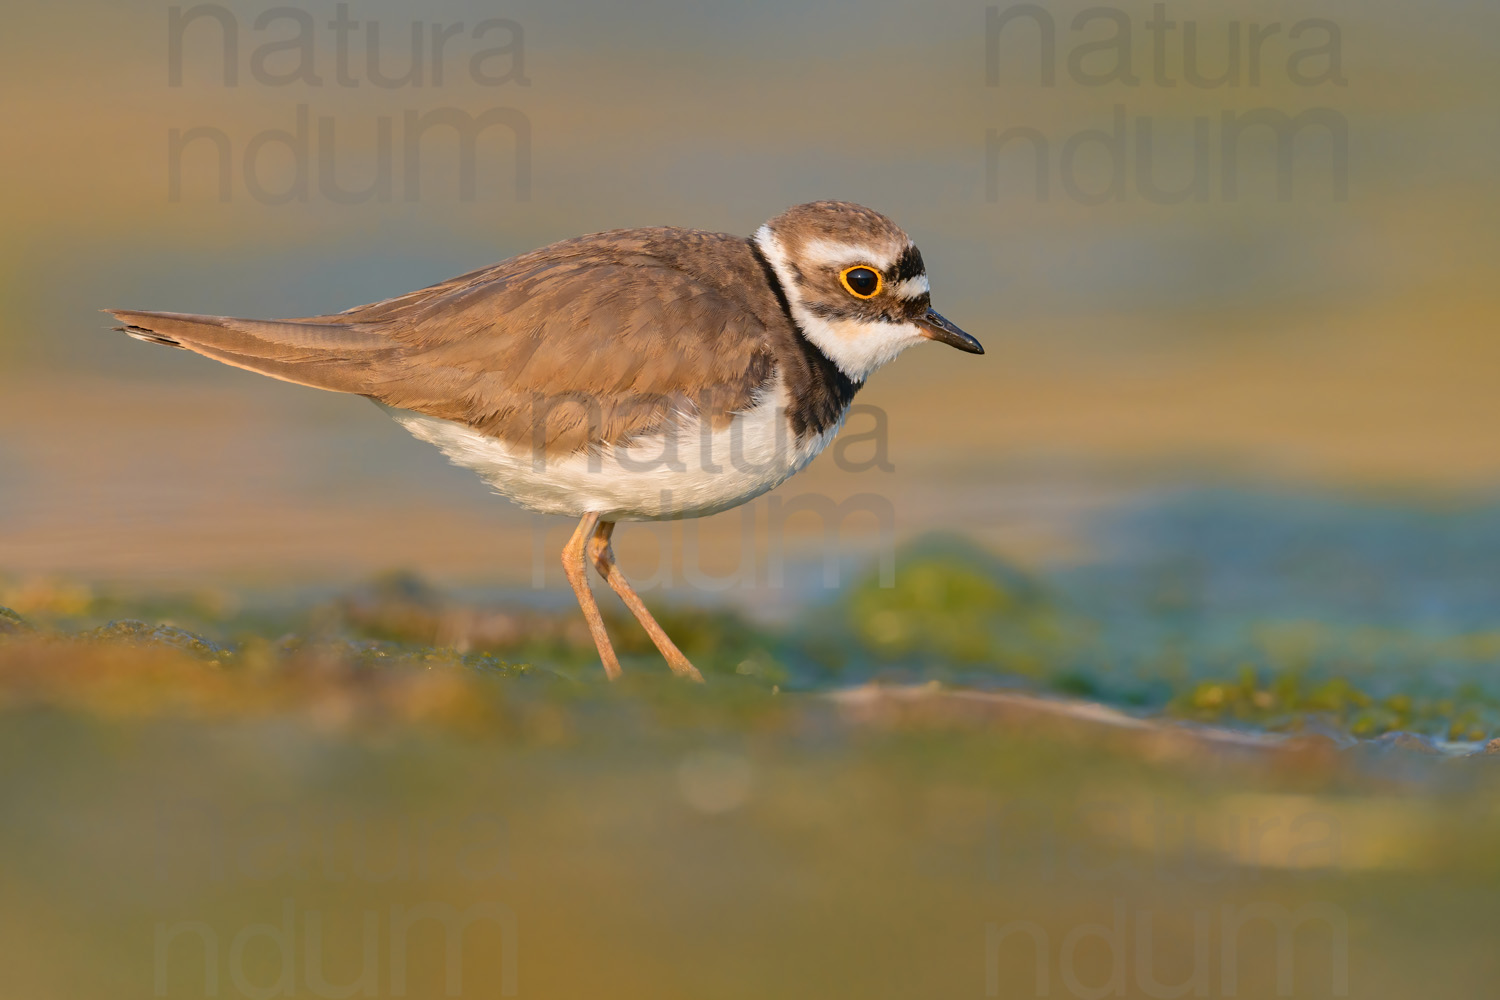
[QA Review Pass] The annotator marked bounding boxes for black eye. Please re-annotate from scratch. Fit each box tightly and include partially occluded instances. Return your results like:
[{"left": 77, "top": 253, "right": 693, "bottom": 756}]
[{"left": 840, "top": 265, "right": 882, "bottom": 299}]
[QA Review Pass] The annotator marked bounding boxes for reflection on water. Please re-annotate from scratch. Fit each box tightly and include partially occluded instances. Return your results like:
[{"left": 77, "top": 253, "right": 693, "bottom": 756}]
[{"left": 0, "top": 661, "right": 1497, "bottom": 999}]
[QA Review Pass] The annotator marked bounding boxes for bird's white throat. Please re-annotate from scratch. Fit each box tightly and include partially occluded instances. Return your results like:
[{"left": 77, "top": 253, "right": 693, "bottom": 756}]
[{"left": 754, "top": 224, "right": 928, "bottom": 384}]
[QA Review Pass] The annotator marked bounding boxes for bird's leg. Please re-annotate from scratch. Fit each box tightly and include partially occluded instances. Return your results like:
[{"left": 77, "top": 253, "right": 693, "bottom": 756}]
[
  {"left": 588, "top": 521, "right": 705, "bottom": 682},
  {"left": 562, "top": 512, "right": 622, "bottom": 680}
]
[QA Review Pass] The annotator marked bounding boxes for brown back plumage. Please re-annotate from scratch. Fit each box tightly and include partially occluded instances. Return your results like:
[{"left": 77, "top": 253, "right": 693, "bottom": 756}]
[{"left": 109, "top": 228, "right": 821, "bottom": 455}]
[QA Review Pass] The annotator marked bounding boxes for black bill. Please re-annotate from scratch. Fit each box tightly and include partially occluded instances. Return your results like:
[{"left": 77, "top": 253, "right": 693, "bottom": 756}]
[{"left": 917, "top": 309, "right": 984, "bottom": 355}]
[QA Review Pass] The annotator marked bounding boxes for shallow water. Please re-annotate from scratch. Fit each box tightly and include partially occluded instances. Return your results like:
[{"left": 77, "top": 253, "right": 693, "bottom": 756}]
[
  {"left": 6, "top": 483, "right": 1500, "bottom": 997},
  {"left": 1, "top": 674, "right": 1497, "bottom": 999}
]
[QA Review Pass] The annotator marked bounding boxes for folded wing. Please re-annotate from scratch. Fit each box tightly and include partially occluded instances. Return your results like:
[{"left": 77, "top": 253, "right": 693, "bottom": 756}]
[{"left": 108, "top": 231, "right": 776, "bottom": 454}]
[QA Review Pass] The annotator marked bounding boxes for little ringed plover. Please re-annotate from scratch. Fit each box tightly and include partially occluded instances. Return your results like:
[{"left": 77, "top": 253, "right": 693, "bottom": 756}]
[{"left": 107, "top": 200, "right": 983, "bottom": 681}]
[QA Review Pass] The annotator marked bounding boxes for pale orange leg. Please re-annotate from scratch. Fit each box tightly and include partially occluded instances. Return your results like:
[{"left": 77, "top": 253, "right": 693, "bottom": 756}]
[
  {"left": 562, "top": 512, "right": 622, "bottom": 680},
  {"left": 589, "top": 521, "right": 705, "bottom": 682}
]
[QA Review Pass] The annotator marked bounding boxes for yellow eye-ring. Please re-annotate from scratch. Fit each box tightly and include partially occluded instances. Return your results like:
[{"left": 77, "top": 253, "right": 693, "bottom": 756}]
[{"left": 839, "top": 265, "right": 883, "bottom": 299}]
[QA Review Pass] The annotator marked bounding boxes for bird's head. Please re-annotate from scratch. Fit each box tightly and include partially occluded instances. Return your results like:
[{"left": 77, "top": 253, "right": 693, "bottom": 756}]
[{"left": 753, "top": 200, "right": 982, "bottom": 383}]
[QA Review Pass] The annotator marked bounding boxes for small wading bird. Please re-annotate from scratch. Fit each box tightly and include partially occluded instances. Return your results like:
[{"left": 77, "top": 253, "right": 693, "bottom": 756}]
[{"left": 108, "top": 201, "right": 983, "bottom": 681}]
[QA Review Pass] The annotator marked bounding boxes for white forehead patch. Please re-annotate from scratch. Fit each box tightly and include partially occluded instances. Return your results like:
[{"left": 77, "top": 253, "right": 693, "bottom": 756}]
[{"left": 889, "top": 273, "right": 930, "bottom": 300}]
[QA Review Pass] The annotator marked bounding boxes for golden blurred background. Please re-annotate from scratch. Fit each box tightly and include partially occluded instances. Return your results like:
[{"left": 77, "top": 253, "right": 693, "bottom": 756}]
[{"left": 4, "top": 0, "right": 1498, "bottom": 596}]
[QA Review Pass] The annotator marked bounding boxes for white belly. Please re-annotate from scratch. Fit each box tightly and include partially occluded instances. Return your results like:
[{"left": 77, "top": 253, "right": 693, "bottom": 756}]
[{"left": 381, "top": 377, "right": 843, "bottom": 521}]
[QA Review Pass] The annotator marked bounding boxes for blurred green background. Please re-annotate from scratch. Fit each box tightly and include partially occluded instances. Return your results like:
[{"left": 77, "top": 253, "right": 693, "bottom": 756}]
[{"left": 3, "top": 0, "right": 1500, "bottom": 996}]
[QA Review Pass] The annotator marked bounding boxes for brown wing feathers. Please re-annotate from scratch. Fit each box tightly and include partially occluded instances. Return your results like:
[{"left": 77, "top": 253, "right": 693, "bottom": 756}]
[{"left": 106, "top": 229, "right": 783, "bottom": 454}]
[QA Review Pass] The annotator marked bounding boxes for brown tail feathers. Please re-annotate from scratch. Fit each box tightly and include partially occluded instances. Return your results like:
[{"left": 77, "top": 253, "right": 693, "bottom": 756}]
[{"left": 104, "top": 309, "right": 399, "bottom": 396}]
